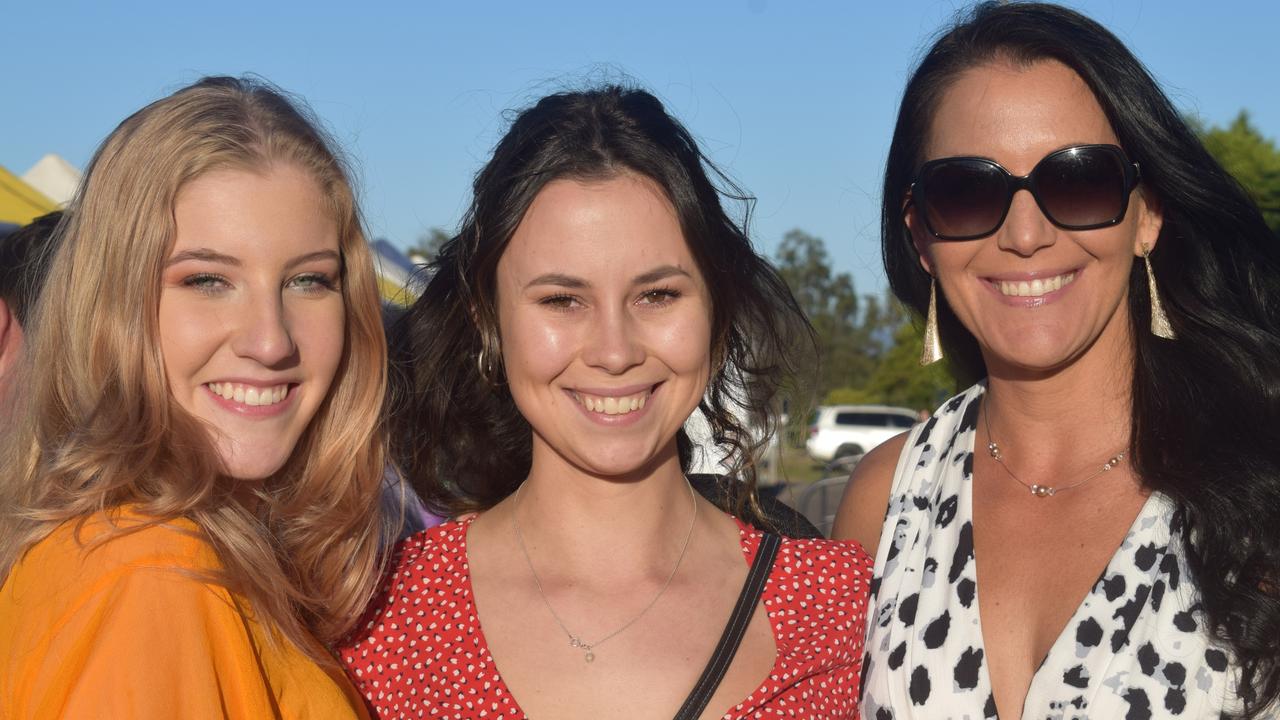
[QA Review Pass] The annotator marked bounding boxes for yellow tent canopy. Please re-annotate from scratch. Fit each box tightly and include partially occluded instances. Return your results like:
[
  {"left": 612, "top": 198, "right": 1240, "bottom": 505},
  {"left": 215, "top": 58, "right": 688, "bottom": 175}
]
[{"left": 0, "top": 164, "right": 57, "bottom": 225}]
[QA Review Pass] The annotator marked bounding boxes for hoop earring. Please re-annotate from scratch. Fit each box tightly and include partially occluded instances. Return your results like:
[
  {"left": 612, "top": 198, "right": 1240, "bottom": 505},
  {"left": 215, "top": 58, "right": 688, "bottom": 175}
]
[
  {"left": 1142, "top": 243, "right": 1176, "bottom": 340},
  {"left": 476, "top": 336, "right": 505, "bottom": 386},
  {"left": 920, "top": 279, "right": 944, "bottom": 366}
]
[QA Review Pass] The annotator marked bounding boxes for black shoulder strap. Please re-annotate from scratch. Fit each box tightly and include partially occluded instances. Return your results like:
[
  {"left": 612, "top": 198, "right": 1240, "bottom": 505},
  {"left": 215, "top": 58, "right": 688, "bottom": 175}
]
[{"left": 673, "top": 532, "right": 782, "bottom": 720}]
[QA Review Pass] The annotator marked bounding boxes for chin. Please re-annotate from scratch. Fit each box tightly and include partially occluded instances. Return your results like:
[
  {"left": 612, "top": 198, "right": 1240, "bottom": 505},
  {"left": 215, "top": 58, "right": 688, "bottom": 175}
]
[{"left": 214, "top": 438, "right": 295, "bottom": 481}]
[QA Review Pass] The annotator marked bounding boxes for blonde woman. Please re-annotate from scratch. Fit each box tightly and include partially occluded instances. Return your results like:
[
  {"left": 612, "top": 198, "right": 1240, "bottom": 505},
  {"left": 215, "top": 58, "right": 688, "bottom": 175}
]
[{"left": 0, "top": 77, "right": 390, "bottom": 718}]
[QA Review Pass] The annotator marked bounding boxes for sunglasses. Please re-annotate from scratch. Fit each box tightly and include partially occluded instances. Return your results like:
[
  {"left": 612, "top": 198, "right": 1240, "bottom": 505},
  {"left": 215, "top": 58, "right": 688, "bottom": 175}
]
[{"left": 909, "top": 144, "right": 1141, "bottom": 241}]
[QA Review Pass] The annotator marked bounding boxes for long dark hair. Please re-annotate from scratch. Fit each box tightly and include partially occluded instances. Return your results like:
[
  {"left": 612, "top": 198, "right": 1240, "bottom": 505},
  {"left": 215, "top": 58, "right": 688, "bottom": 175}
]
[
  {"left": 883, "top": 3, "right": 1280, "bottom": 714},
  {"left": 390, "top": 85, "right": 814, "bottom": 519}
]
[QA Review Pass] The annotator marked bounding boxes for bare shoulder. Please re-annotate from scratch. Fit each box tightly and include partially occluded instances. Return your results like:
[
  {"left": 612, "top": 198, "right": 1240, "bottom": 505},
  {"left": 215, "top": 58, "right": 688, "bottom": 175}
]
[{"left": 829, "top": 431, "right": 911, "bottom": 558}]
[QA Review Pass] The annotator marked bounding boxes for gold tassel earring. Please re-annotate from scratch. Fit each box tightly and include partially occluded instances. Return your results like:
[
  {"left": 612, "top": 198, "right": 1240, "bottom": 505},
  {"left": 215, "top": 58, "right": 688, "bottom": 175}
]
[
  {"left": 1142, "top": 243, "right": 1176, "bottom": 340},
  {"left": 920, "top": 279, "right": 944, "bottom": 366}
]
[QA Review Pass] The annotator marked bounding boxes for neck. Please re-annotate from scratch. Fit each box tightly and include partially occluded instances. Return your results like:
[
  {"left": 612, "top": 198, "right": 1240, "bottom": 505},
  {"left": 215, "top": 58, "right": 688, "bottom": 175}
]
[
  {"left": 510, "top": 439, "right": 697, "bottom": 574},
  {"left": 981, "top": 312, "right": 1134, "bottom": 461}
]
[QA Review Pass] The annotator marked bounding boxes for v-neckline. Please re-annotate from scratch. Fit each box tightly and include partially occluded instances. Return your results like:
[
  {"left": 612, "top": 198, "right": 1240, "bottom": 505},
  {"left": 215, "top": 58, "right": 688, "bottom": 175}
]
[
  {"left": 964, "top": 391, "right": 1160, "bottom": 720},
  {"left": 459, "top": 514, "right": 784, "bottom": 720}
]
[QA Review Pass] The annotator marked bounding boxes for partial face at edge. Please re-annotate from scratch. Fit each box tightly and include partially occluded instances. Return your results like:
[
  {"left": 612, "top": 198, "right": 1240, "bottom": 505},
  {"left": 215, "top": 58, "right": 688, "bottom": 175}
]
[
  {"left": 158, "top": 164, "right": 346, "bottom": 480},
  {"left": 906, "top": 59, "right": 1162, "bottom": 373},
  {"left": 495, "top": 174, "right": 714, "bottom": 478}
]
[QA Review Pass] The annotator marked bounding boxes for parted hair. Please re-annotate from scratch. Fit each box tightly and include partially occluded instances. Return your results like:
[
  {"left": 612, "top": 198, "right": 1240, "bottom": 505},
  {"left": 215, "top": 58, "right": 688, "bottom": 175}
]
[
  {"left": 882, "top": 3, "right": 1280, "bottom": 714},
  {"left": 390, "top": 85, "right": 815, "bottom": 518},
  {"left": 0, "top": 76, "right": 391, "bottom": 656}
]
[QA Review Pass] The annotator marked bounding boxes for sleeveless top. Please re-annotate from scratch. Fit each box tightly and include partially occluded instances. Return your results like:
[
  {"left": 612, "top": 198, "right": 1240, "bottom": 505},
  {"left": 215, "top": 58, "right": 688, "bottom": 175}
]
[
  {"left": 860, "top": 383, "right": 1240, "bottom": 719},
  {"left": 340, "top": 515, "right": 871, "bottom": 719}
]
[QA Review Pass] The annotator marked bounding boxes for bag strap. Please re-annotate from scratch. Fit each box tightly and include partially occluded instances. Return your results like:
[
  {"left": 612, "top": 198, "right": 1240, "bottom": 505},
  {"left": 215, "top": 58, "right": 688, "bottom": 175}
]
[{"left": 673, "top": 532, "right": 781, "bottom": 720}]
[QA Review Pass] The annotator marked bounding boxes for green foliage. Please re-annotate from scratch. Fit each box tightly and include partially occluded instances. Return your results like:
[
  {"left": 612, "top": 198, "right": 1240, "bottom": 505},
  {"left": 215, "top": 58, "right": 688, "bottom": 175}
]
[
  {"left": 772, "top": 228, "right": 960, "bottom": 428},
  {"left": 856, "top": 321, "right": 957, "bottom": 410},
  {"left": 773, "top": 229, "right": 879, "bottom": 397},
  {"left": 406, "top": 227, "right": 451, "bottom": 262},
  {"left": 1197, "top": 111, "right": 1280, "bottom": 234}
]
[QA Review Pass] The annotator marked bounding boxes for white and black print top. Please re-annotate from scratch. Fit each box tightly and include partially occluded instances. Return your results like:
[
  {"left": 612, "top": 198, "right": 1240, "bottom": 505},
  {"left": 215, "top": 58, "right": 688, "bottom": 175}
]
[{"left": 860, "top": 383, "right": 1240, "bottom": 720}]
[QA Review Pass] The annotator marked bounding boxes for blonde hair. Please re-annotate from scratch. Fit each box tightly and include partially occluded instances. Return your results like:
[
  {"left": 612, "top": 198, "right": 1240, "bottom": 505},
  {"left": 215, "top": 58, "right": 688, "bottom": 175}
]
[{"left": 0, "top": 76, "right": 391, "bottom": 654}]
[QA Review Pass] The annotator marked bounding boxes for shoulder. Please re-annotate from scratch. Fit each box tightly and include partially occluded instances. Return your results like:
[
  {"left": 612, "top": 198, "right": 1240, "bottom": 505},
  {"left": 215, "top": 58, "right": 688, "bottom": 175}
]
[
  {"left": 0, "top": 513, "right": 268, "bottom": 715},
  {"left": 755, "top": 531, "right": 873, "bottom": 652},
  {"left": 774, "top": 533, "right": 874, "bottom": 585},
  {"left": 10, "top": 511, "right": 220, "bottom": 596},
  {"left": 350, "top": 520, "right": 470, "bottom": 628},
  {"left": 740, "top": 520, "right": 873, "bottom": 598},
  {"left": 387, "top": 517, "right": 469, "bottom": 577},
  {"left": 829, "top": 431, "right": 911, "bottom": 555}
]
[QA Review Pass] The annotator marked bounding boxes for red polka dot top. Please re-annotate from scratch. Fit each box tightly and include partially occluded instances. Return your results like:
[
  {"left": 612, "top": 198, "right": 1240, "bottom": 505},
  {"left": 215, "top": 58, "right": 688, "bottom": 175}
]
[{"left": 339, "top": 515, "right": 871, "bottom": 719}]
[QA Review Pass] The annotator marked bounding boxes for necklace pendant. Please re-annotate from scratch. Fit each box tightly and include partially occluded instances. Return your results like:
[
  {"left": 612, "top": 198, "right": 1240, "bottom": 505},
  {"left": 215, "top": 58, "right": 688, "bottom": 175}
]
[
  {"left": 584, "top": 650, "right": 595, "bottom": 663},
  {"left": 1030, "top": 484, "right": 1055, "bottom": 498},
  {"left": 569, "top": 637, "right": 581, "bottom": 648}
]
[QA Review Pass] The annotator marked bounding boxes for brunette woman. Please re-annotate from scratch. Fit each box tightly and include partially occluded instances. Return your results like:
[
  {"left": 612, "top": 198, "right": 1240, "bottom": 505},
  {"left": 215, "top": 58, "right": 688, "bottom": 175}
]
[{"left": 834, "top": 3, "right": 1280, "bottom": 717}]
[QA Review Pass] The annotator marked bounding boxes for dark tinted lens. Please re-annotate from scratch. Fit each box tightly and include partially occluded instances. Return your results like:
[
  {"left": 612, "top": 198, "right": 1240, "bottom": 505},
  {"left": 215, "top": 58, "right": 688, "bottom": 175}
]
[
  {"left": 920, "top": 159, "right": 1008, "bottom": 239},
  {"left": 1035, "top": 147, "right": 1127, "bottom": 228}
]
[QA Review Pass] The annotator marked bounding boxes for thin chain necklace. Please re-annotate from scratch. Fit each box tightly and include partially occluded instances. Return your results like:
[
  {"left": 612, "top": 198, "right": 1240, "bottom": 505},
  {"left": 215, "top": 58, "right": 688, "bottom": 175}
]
[
  {"left": 511, "top": 478, "right": 698, "bottom": 663},
  {"left": 983, "top": 402, "right": 1126, "bottom": 498}
]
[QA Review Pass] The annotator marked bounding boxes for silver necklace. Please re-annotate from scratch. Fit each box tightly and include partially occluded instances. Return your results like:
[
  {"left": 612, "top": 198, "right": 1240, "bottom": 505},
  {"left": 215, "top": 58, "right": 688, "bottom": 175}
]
[
  {"left": 511, "top": 478, "right": 698, "bottom": 663},
  {"left": 983, "top": 403, "right": 1126, "bottom": 498}
]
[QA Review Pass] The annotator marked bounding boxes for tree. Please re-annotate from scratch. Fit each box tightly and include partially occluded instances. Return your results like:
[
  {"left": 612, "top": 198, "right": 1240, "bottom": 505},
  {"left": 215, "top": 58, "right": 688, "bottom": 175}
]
[
  {"left": 840, "top": 318, "right": 957, "bottom": 411},
  {"left": 772, "top": 229, "right": 879, "bottom": 399},
  {"left": 1197, "top": 111, "right": 1280, "bottom": 234},
  {"left": 406, "top": 227, "right": 451, "bottom": 264}
]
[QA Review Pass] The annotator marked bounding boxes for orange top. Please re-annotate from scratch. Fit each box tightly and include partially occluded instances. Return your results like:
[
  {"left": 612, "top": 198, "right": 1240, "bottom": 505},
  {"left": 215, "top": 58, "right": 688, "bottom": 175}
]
[{"left": 0, "top": 512, "right": 370, "bottom": 719}]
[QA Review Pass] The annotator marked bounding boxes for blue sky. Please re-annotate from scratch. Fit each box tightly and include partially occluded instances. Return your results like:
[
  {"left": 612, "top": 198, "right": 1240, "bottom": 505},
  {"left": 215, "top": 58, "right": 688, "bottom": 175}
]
[{"left": 4, "top": 1, "right": 1277, "bottom": 295}]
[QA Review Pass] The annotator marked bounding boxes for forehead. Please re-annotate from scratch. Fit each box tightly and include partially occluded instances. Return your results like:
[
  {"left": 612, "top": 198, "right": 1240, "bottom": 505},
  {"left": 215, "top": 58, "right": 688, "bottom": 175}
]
[
  {"left": 499, "top": 174, "right": 699, "bottom": 280},
  {"left": 171, "top": 164, "right": 338, "bottom": 257},
  {"left": 925, "top": 59, "right": 1119, "bottom": 173}
]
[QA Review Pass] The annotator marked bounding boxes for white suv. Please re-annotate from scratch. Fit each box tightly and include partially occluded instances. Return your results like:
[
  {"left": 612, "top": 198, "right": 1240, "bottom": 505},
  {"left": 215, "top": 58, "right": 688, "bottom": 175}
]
[{"left": 805, "top": 405, "right": 918, "bottom": 462}]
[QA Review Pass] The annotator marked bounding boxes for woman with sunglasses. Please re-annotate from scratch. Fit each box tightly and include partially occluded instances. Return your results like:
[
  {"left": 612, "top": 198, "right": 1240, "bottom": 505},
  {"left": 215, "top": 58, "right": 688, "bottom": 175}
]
[{"left": 834, "top": 3, "right": 1279, "bottom": 718}]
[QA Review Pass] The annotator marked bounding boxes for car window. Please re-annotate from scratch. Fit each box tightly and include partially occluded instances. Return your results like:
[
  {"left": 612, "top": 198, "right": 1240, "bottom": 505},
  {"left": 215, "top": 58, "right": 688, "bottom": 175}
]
[{"left": 832, "top": 411, "right": 916, "bottom": 427}]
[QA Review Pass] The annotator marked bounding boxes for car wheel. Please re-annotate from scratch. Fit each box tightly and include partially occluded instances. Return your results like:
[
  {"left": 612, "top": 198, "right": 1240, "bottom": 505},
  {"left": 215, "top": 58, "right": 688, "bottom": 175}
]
[{"left": 834, "top": 443, "right": 864, "bottom": 459}]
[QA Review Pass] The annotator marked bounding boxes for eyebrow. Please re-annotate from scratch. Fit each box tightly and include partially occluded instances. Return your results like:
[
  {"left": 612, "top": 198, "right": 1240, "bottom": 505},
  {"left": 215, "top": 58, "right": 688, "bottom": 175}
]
[
  {"left": 525, "top": 265, "right": 692, "bottom": 290},
  {"left": 165, "top": 248, "right": 340, "bottom": 270},
  {"left": 165, "top": 248, "right": 240, "bottom": 268}
]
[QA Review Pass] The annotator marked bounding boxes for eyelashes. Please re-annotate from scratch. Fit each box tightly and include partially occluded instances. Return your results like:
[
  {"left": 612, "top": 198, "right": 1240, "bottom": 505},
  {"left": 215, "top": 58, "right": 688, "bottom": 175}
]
[
  {"left": 178, "top": 272, "right": 340, "bottom": 296},
  {"left": 537, "top": 286, "right": 683, "bottom": 311}
]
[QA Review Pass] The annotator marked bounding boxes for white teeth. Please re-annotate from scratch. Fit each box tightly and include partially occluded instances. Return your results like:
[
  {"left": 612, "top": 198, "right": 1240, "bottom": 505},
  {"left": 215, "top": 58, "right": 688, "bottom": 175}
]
[
  {"left": 998, "top": 272, "right": 1076, "bottom": 298},
  {"left": 575, "top": 390, "right": 651, "bottom": 416},
  {"left": 206, "top": 383, "right": 290, "bottom": 407}
]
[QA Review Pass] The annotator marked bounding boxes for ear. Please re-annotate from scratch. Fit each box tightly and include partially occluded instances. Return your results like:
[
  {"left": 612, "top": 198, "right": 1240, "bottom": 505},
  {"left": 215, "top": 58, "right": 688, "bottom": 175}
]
[
  {"left": 903, "top": 194, "right": 935, "bottom": 277},
  {"left": 0, "top": 301, "right": 23, "bottom": 380},
  {"left": 1132, "top": 188, "right": 1164, "bottom": 257}
]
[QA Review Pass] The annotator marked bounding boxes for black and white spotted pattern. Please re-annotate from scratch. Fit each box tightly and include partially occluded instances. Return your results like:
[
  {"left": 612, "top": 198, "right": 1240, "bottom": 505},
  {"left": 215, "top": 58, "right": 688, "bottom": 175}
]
[{"left": 859, "top": 383, "right": 1241, "bottom": 720}]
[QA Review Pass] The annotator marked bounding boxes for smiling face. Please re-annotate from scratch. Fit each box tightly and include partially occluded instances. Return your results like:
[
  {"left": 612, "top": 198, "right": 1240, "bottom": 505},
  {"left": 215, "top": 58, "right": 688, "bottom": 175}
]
[
  {"left": 908, "top": 59, "right": 1161, "bottom": 374},
  {"left": 495, "top": 174, "right": 713, "bottom": 479},
  {"left": 158, "top": 164, "right": 345, "bottom": 480}
]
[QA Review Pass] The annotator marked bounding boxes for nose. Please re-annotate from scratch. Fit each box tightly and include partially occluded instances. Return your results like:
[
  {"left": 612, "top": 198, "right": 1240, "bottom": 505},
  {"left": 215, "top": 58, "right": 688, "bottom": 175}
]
[
  {"left": 230, "top": 293, "right": 297, "bottom": 367},
  {"left": 997, "top": 189, "right": 1057, "bottom": 257},
  {"left": 580, "top": 305, "right": 645, "bottom": 374}
]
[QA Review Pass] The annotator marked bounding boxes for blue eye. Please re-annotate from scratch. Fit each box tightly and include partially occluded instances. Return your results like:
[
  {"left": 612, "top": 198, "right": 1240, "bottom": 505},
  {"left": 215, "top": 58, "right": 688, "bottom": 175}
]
[
  {"left": 182, "top": 273, "right": 230, "bottom": 295},
  {"left": 290, "top": 273, "right": 339, "bottom": 294}
]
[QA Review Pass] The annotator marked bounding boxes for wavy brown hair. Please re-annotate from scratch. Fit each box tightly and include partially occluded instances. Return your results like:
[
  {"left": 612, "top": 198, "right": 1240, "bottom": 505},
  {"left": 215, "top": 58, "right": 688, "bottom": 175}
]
[
  {"left": 390, "top": 85, "right": 815, "bottom": 520},
  {"left": 0, "top": 76, "right": 391, "bottom": 657}
]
